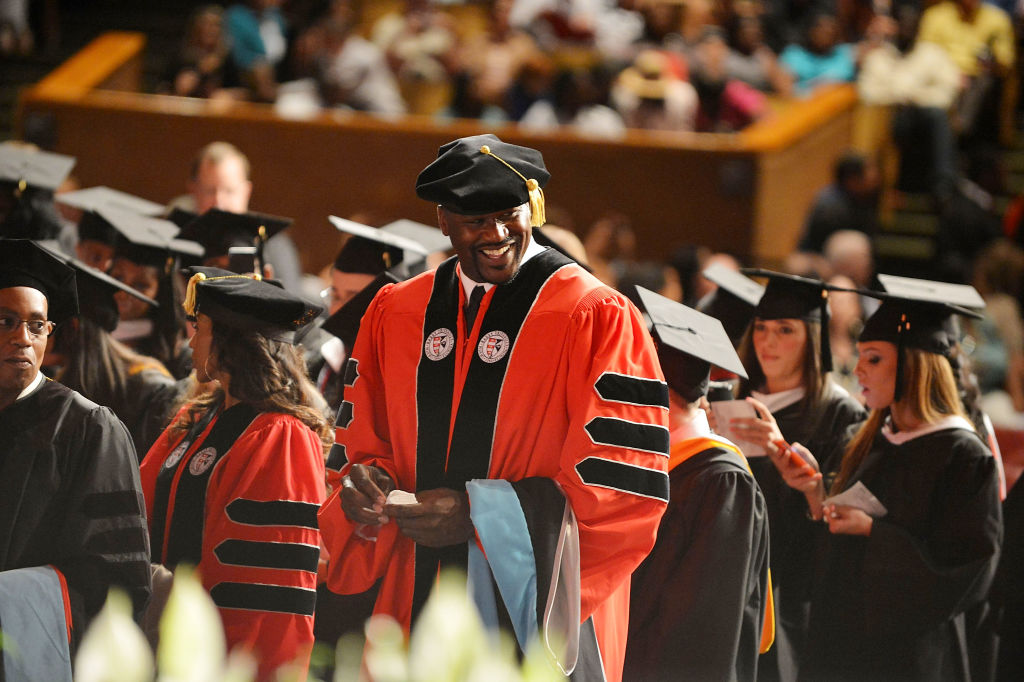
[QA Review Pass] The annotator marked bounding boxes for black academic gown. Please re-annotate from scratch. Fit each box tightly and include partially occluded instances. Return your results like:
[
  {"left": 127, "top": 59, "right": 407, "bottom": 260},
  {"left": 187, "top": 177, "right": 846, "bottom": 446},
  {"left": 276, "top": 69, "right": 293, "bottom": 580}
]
[
  {"left": 750, "top": 382, "right": 866, "bottom": 681},
  {"left": 801, "top": 424, "right": 1001, "bottom": 681},
  {"left": 0, "top": 378, "right": 152, "bottom": 651},
  {"left": 625, "top": 440, "right": 769, "bottom": 682}
]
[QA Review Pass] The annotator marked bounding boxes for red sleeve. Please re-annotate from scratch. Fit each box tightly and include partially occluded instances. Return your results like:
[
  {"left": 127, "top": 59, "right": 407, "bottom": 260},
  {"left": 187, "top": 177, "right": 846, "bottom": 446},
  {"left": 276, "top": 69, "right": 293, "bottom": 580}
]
[
  {"left": 319, "top": 284, "right": 404, "bottom": 595},
  {"left": 200, "top": 415, "right": 325, "bottom": 681},
  {"left": 556, "top": 292, "right": 670, "bottom": 618}
]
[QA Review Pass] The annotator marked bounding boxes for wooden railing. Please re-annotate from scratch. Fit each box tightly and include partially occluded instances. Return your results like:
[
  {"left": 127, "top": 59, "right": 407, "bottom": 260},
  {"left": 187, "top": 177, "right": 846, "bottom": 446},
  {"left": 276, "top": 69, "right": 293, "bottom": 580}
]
[{"left": 17, "top": 32, "right": 869, "bottom": 272}]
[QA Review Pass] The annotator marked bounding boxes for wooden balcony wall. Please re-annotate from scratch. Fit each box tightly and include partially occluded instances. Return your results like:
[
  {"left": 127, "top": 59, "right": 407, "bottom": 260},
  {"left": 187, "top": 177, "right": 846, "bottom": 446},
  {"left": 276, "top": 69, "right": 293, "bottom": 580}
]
[{"left": 16, "top": 32, "right": 868, "bottom": 273}]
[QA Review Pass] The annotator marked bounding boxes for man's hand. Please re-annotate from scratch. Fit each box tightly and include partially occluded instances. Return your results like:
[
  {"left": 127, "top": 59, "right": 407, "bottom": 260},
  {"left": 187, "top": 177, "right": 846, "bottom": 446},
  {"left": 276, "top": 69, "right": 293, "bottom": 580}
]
[
  {"left": 340, "top": 464, "right": 396, "bottom": 526},
  {"left": 384, "top": 488, "right": 474, "bottom": 547}
]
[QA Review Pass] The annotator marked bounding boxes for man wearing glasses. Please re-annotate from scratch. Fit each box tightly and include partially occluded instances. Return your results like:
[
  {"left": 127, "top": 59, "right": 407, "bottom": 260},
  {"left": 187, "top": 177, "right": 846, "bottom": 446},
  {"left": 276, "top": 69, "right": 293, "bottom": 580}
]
[{"left": 0, "top": 239, "right": 151, "bottom": 680}]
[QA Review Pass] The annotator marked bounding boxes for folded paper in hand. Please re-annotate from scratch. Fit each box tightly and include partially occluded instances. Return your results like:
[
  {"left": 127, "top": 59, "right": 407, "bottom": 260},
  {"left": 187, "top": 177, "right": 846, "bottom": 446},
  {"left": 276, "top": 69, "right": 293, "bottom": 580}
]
[
  {"left": 823, "top": 481, "right": 887, "bottom": 518},
  {"left": 709, "top": 400, "right": 767, "bottom": 457}
]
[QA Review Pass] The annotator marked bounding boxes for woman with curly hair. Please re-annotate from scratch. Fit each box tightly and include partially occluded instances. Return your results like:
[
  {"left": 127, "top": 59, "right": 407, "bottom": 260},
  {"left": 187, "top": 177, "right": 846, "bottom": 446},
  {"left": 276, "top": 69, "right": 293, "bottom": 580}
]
[
  {"left": 772, "top": 280, "right": 1002, "bottom": 680},
  {"left": 140, "top": 267, "right": 330, "bottom": 680}
]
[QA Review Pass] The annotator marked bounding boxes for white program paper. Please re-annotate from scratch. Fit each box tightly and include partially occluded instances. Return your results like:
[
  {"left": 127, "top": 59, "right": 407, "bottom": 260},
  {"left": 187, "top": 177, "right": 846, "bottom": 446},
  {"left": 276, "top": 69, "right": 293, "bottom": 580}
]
[
  {"left": 385, "top": 490, "right": 419, "bottom": 506},
  {"left": 823, "top": 482, "right": 888, "bottom": 518},
  {"left": 709, "top": 400, "right": 768, "bottom": 457}
]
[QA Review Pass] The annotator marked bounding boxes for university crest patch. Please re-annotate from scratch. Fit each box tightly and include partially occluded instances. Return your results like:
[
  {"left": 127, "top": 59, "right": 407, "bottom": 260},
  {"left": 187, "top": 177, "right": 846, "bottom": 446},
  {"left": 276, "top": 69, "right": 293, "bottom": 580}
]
[
  {"left": 477, "top": 330, "right": 510, "bottom": 363},
  {"left": 424, "top": 328, "right": 454, "bottom": 361}
]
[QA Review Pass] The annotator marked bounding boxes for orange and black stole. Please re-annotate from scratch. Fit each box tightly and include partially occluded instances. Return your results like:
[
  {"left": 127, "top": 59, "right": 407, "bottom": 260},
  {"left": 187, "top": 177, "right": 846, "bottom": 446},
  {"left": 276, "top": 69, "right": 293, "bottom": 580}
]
[{"left": 412, "top": 250, "right": 572, "bottom": 621}]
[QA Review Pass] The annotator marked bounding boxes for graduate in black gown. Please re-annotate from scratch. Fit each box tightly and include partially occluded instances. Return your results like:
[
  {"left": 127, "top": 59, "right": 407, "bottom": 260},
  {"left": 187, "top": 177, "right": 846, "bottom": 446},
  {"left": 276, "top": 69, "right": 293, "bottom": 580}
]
[
  {"left": 770, "top": 277, "right": 1002, "bottom": 681},
  {"left": 625, "top": 287, "right": 773, "bottom": 682},
  {"left": 39, "top": 243, "right": 182, "bottom": 456},
  {"left": 0, "top": 240, "right": 151, "bottom": 674},
  {"left": 729, "top": 270, "right": 867, "bottom": 681}
]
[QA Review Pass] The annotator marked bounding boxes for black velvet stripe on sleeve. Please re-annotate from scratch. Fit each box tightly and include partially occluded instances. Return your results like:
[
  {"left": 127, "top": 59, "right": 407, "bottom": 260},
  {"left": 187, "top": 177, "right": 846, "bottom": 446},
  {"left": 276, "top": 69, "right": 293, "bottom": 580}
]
[
  {"left": 225, "top": 499, "right": 320, "bottom": 529},
  {"left": 214, "top": 539, "right": 320, "bottom": 572},
  {"left": 584, "top": 416, "right": 670, "bottom": 456},
  {"left": 594, "top": 372, "right": 670, "bottom": 409},
  {"left": 343, "top": 358, "right": 359, "bottom": 387},
  {"left": 210, "top": 582, "right": 317, "bottom": 616},
  {"left": 575, "top": 457, "right": 670, "bottom": 502},
  {"left": 335, "top": 401, "right": 354, "bottom": 429},
  {"left": 325, "top": 443, "right": 348, "bottom": 472}
]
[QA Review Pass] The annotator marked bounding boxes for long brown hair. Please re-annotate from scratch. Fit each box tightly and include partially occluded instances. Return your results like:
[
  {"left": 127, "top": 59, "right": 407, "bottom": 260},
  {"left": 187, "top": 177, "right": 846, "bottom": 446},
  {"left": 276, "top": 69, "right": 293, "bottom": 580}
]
[
  {"left": 736, "top": 317, "right": 825, "bottom": 411},
  {"left": 830, "top": 347, "right": 967, "bottom": 494},
  {"left": 53, "top": 316, "right": 170, "bottom": 409},
  {"left": 171, "top": 322, "right": 332, "bottom": 452}
]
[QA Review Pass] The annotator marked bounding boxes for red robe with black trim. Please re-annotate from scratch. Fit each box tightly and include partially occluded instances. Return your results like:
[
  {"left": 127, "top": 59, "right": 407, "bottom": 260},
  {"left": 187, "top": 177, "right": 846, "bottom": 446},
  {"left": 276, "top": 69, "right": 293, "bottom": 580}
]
[
  {"left": 319, "top": 252, "right": 669, "bottom": 681},
  {"left": 141, "top": 408, "right": 325, "bottom": 680}
]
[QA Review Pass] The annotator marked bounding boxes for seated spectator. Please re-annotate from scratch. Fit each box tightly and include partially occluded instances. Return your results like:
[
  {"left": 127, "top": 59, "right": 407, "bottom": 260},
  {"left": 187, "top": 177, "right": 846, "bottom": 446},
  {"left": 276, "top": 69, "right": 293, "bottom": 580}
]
[
  {"left": 519, "top": 66, "right": 626, "bottom": 137},
  {"left": 727, "top": 14, "right": 794, "bottom": 95},
  {"left": 917, "top": 0, "right": 1015, "bottom": 145},
  {"left": 779, "top": 12, "right": 857, "bottom": 95},
  {"left": 582, "top": 210, "right": 636, "bottom": 287},
  {"left": 446, "top": 0, "right": 546, "bottom": 121},
  {"left": 689, "top": 28, "right": 768, "bottom": 132},
  {"left": 158, "top": 5, "right": 242, "bottom": 100},
  {"left": 823, "top": 229, "right": 877, "bottom": 316},
  {"left": 797, "top": 150, "right": 880, "bottom": 253},
  {"left": 371, "top": 0, "right": 458, "bottom": 114},
  {"left": 316, "top": 15, "right": 407, "bottom": 115},
  {"left": 225, "top": 0, "right": 288, "bottom": 102},
  {"left": 611, "top": 49, "right": 698, "bottom": 131}
]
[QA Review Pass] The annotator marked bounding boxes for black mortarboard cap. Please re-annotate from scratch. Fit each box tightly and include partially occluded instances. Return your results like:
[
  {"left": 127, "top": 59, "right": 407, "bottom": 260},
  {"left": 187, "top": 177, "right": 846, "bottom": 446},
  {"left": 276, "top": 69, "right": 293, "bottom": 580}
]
[
  {"left": 415, "top": 134, "right": 550, "bottom": 225},
  {"left": 56, "top": 186, "right": 164, "bottom": 217},
  {"left": 58, "top": 187, "right": 166, "bottom": 247},
  {"left": 860, "top": 274, "right": 984, "bottom": 355},
  {"left": 636, "top": 285, "right": 747, "bottom": 403},
  {"left": 37, "top": 240, "right": 157, "bottom": 331},
  {"left": 321, "top": 271, "right": 401, "bottom": 348},
  {"left": 182, "top": 266, "right": 322, "bottom": 343},
  {"left": 0, "top": 238, "right": 78, "bottom": 323},
  {"left": 698, "top": 263, "right": 764, "bottom": 345},
  {"left": 329, "top": 216, "right": 419, "bottom": 274},
  {"left": 743, "top": 268, "right": 851, "bottom": 372},
  {"left": 0, "top": 143, "right": 76, "bottom": 193},
  {"left": 101, "top": 207, "right": 204, "bottom": 270},
  {"left": 859, "top": 274, "right": 984, "bottom": 402},
  {"left": 179, "top": 209, "right": 291, "bottom": 260}
]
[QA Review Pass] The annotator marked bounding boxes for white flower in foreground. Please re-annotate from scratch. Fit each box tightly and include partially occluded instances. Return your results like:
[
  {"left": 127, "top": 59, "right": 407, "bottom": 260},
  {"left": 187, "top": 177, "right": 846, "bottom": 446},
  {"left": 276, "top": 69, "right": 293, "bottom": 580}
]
[
  {"left": 409, "top": 571, "right": 490, "bottom": 682},
  {"left": 74, "top": 589, "right": 154, "bottom": 682},
  {"left": 364, "top": 614, "right": 408, "bottom": 682},
  {"left": 158, "top": 567, "right": 228, "bottom": 682}
]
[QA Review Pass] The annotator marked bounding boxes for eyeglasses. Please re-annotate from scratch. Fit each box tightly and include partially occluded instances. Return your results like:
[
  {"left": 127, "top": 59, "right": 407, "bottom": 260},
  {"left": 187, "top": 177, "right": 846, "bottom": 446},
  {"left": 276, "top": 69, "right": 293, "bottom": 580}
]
[{"left": 0, "top": 315, "right": 56, "bottom": 338}]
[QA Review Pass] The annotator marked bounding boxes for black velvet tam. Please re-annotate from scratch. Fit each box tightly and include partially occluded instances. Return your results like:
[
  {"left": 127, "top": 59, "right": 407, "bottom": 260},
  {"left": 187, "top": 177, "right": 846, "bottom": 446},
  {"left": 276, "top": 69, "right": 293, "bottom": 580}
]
[
  {"left": 415, "top": 134, "right": 549, "bottom": 216},
  {"left": 183, "top": 266, "right": 322, "bottom": 343}
]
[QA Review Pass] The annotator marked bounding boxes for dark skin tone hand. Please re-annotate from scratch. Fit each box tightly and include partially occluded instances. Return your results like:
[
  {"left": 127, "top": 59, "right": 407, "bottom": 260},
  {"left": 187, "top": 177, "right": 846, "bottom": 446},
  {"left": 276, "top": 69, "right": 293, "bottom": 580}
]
[
  {"left": 340, "top": 465, "right": 474, "bottom": 547},
  {"left": 385, "top": 488, "right": 475, "bottom": 548},
  {"left": 340, "top": 464, "right": 396, "bottom": 526}
]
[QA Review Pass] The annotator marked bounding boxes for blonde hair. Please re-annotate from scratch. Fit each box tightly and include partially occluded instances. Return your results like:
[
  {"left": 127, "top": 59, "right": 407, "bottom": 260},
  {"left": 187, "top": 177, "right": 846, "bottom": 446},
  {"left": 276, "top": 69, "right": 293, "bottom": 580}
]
[{"left": 831, "top": 348, "right": 967, "bottom": 494}]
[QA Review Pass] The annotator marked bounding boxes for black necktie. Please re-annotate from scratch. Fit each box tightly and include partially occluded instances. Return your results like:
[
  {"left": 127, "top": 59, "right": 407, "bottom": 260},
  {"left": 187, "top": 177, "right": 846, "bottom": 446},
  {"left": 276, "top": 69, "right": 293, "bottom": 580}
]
[{"left": 465, "top": 285, "right": 485, "bottom": 330}]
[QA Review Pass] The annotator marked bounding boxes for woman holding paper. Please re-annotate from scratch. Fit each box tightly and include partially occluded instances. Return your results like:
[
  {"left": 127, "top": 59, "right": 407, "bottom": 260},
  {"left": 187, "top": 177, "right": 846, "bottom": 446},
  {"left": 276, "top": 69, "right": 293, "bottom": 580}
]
[
  {"left": 727, "top": 270, "right": 865, "bottom": 681},
  {"left": 773, "top": 280, "right": 1002, "bottom": 681}
]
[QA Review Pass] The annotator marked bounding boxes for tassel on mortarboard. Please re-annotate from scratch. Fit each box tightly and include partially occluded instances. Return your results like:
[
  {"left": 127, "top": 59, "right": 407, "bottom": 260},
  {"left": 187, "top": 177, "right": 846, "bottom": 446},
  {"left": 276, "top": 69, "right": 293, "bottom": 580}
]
[
  {"left": 183, "top": 271, "right": 206, "bottom": 317},
  {"left": 480, "top": 145, "right": 546, "bottom": 227},
  {"left": 820, "top": 288, "right": 832, "bottom": 373}
]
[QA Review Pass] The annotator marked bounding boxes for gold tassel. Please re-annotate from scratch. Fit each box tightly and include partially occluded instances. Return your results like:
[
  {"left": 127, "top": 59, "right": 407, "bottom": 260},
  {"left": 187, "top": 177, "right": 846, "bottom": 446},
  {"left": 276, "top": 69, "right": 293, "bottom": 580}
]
[
  {"left": 182, "top": 272, "right": 207, "bottom": 317},
  {"left": 526, "top": 178, "right": 545, "bottom": 227},
  {"left": 480, "top": 145, "right": 546, "bottom": 227}
]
